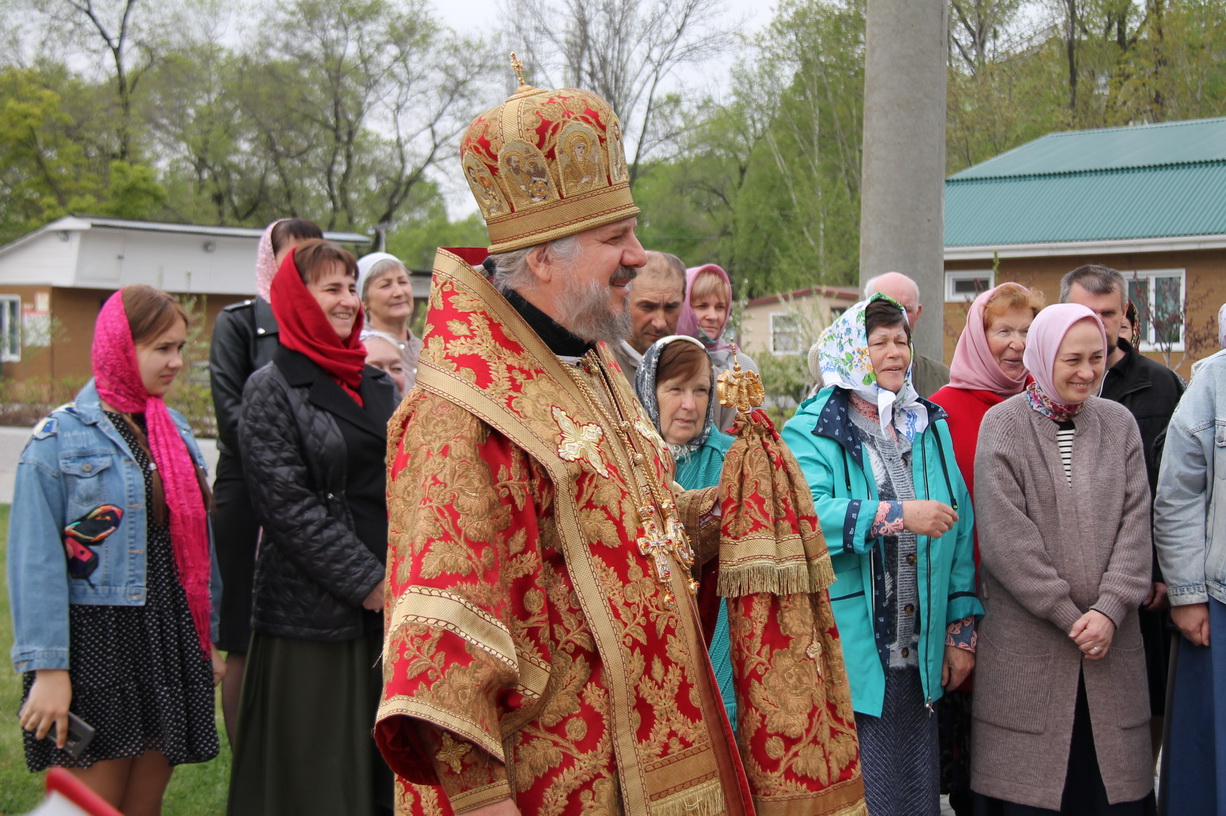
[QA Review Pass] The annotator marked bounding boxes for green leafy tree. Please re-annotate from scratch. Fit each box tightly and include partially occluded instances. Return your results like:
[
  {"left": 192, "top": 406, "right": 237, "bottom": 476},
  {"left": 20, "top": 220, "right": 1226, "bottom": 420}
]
[
  {"left": 635, "top": 0, "right": 866, "bottom": 298},
  {"left": 238, "top": 0, "right": 494, "bottom": 232},
  {"left": 0, "top": 67, "right": 104, "bottom": 239},
  {"left": 99, "top": 160, "right": 165, "bottom": 219},
  {"left": 26, "top": 0, "right": 158, "bottom": 161},
  {"left": 728, "top": 0, "right": 866, "bottom": 296},
  {"left": 140, "top": 44, "right": 282, "bottom": 226}
]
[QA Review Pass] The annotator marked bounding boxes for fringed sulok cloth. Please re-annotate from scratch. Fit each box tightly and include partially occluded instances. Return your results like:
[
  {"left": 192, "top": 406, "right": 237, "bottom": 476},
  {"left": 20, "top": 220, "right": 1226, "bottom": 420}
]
[{"left": 717, "top": 360, "right": 868, "bottom": 816}]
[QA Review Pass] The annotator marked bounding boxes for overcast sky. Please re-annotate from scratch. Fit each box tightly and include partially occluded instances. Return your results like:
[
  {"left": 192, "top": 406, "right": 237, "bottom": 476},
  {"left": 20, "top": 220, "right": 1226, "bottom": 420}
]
[
  {"left": 426, "top": 0, "right": 778, "bottom": 218},
  {"left": 428, "top": 0, "right": 776, "bottom": 44}
]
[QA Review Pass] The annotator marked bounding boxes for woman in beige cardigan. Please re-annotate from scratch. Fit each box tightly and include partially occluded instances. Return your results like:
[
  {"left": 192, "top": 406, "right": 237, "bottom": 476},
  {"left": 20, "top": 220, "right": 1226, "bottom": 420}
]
[{"left": 971, "top": 304, "right": 1155, "bottom": 815}]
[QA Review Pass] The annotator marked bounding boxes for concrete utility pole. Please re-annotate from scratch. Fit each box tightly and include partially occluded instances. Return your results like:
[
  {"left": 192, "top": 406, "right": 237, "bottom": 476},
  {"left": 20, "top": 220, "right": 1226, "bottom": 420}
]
[{"left": 859, "top": 0, "right": 948, "bottom": 363}]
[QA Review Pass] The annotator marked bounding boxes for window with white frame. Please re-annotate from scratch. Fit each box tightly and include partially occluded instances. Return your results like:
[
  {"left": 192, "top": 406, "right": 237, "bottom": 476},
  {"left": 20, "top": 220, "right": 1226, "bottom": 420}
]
[
  {"left": 771, "top": 312, "right": 804, "bottom": 355},
  {"left": 0, "top": 296, "right": 19, "bottom": 362},
  {"left": 945, "top": 270, "right": 995, "bottom": 302},
  {"left": 1124, "top": 269, "right": 1185, "bottom": 352}
]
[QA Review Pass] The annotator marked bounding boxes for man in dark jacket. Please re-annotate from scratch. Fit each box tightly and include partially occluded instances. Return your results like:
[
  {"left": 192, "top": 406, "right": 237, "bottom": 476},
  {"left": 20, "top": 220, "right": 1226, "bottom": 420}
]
[
  {"left": 1061, "top": 263, "right": 1185, "bottom": 758},
  {"left": 1061, "top": 264, "right": 1186, "bottom": 493}
]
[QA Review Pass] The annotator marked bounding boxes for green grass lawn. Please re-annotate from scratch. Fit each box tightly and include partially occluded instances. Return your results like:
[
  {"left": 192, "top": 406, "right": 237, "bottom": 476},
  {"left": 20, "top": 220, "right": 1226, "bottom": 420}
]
[{"left": 0, "top": 505, "right": 231, "bottom": 815}]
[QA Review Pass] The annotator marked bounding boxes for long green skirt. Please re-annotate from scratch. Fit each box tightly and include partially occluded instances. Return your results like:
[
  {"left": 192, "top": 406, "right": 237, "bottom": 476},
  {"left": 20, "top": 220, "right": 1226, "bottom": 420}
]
[{"left": 227, "top": 630, "right": 392, "bottom": 816}]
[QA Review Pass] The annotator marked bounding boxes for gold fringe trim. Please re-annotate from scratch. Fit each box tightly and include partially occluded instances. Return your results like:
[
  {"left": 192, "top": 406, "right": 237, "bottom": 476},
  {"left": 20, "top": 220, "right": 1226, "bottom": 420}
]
[
  {"left": 649, "top": 776, "right": 725, "bottom": 816},
  {"left": 833, "top": 803, "right": 870, "bottom": 816},
  {"left": 716, "top": 555, "right": 836, "bottom": 598},
  {"left": 749, "top": 775, "right": 868, "bottom": 816},
  {"left": 752, "top": 798, "right": 869, "bottom": 816}
]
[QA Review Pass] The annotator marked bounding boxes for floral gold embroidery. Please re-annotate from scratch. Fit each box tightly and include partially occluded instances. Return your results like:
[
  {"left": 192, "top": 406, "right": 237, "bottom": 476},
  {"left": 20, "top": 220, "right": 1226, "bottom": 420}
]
[
  {"left": 634, "top": 418, "right": 670, "bottom": 466},
  {"left": 552, "top": 406, "right": 609, "bottom": 477},
  {"left": 437, "top": 733, "right": 471, "bottom": 774}
]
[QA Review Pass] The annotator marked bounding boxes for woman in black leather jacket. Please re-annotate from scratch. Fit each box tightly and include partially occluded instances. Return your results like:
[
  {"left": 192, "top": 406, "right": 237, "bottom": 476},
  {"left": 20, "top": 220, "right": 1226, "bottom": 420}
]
[
  {"left": 227, "top": 240, "right": 396, "bottom": 816},
  {"left": 208, "top": 217, "right": 321, "bottom": 744}
]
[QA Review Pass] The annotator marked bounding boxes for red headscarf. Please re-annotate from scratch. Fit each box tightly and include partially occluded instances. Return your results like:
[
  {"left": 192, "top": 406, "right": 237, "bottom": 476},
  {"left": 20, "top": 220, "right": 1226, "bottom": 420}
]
[
  {"left": 92, "top": 290, "right": 212, "bottom": 657},
  {"left": 270, "top": 247, "right": 367, "bottom": 404}
]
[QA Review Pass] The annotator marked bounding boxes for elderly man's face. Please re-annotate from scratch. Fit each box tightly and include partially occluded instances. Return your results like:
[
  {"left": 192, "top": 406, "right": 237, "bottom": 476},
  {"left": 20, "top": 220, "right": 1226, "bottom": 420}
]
[
  {"left": 871, "top": 277, "right": 922, "bottom": 328},
  {"left": 545, "top": 218, "right": 648, "bottom": 344},
  {"left": 1065, "top": 282, "right": 1124, "bottom": 350},
  {"left": 627, "top": 269, "right": 684, "bottom": 353}
]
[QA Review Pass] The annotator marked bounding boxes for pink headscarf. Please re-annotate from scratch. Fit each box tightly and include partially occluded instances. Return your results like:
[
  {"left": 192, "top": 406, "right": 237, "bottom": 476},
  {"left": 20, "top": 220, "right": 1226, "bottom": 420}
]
[
  {"left": 948, "top": 283, "right": 1033, "bottom": 394},
  {"left": 254, "top": 219, "right": 286, "bottom": 302},
  {"left": 677, "top": 263, "right": 734, "bottom": 351},
  {"left": 92, "top": 290, "right": 212, "bottom": 657},
  {"left": 1022, "top": 303, "right": 1108, "bottom": 404}
]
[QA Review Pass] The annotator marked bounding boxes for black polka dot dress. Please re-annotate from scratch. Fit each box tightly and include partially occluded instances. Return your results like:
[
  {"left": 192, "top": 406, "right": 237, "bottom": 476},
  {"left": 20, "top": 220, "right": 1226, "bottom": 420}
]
[{"left": 21, "top": 413, "right": 220, "bottom": 770}]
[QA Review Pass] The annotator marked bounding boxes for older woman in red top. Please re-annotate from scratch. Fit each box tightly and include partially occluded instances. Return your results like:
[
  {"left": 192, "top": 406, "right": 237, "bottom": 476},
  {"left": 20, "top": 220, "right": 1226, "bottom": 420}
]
[
  {"left": 930, "top": 282, "right": 1044, "bottom": 815},
  {"left": 933, "top": 283, "right": 1045, "bottom": 513}
]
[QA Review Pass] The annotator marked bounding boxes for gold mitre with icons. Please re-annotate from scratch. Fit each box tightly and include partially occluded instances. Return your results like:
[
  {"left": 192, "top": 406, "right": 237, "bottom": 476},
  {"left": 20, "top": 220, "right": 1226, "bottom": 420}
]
[{"left": 460, "top": 54, "right": 640, "bottom": 254}]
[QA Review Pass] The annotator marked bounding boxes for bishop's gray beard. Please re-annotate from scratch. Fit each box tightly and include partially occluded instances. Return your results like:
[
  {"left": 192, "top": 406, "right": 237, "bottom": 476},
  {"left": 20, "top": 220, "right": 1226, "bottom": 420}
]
[{"left": 556, "top": 271, "right": 633, "bottom": 345}]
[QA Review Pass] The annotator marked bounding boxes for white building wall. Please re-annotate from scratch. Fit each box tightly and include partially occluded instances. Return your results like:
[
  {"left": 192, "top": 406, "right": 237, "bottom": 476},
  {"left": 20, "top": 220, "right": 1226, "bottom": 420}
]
[
  {"left": 0, "top": 232, "right": 79, "bottom": 287},
  {"left": 0, "top": 219, "right": 373, "bottom": 296},
  {"left": 77, "top": 230, "right": 258, "bottom": 295}
]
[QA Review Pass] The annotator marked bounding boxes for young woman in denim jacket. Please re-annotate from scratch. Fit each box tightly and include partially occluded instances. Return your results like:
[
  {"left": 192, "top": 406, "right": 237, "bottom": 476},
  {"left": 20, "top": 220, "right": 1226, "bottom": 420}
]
[{"left": 8, "top": 285, "right": 223, "bottom": 815}]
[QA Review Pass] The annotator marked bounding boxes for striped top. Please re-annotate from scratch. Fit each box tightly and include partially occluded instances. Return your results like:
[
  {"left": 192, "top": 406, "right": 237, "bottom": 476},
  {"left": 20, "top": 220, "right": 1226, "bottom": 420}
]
[{"left": 1056, "top": 420, "right": 1076, "bottom": 485}]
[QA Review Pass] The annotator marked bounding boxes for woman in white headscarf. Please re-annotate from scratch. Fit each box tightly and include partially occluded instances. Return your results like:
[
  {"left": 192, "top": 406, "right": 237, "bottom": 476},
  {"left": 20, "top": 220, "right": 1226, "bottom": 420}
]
[
  {"left": 782, "top": 295, "right": 981, "bottom": 816},
  {"left": 356, "top": 253, "right": 422, "bottom": 391}
]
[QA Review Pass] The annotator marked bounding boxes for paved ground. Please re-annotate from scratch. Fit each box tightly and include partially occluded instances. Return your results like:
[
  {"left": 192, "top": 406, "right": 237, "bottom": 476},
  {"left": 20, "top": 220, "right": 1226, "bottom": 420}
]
[{"left": 0, "top": 425, "right": 220, "bottom": 504}]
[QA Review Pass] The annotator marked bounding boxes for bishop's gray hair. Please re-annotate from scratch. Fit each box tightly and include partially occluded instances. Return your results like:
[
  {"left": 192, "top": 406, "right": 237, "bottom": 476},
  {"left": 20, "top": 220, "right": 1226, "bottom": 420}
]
[{"left": 490, "top": 235, "right": 583, "bottom": 294}]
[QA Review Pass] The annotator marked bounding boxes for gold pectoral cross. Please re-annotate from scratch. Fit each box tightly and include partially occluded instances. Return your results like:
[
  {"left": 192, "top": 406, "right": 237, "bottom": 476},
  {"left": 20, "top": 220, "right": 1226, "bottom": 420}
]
[{"left": 636, "top": 505, "right": 699, "bottom": 606}]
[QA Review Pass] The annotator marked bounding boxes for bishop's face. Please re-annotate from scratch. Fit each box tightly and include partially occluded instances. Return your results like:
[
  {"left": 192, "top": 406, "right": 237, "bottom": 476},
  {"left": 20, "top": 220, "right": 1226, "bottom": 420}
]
[{"left": 548, "top": 218, "right": 648, "bottom": 345}]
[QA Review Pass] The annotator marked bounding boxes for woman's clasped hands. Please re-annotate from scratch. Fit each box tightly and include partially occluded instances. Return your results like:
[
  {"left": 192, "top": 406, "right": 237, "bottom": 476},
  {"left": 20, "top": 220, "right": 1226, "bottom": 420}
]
[{"left": 1069, "top": 609, "right": 1115, "bottom": 659}]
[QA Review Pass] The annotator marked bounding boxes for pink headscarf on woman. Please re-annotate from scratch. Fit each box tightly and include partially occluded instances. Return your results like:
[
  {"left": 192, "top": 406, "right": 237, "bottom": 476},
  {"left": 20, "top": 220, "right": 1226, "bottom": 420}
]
[
  {"left": 254, "top": 219, "right": 286, "bottom": 302},
  {"left": 676, "top": 263, "right": 734, "bottom": 351},
  {"left": 948, "top": 283, "right": 1033, "bottom": 394},
  {"left": 1021, "top": 303, "right": 1108, "bottom": 418},
  {"left": 93, "top": 290, "right": 212, "bottom": 656}
]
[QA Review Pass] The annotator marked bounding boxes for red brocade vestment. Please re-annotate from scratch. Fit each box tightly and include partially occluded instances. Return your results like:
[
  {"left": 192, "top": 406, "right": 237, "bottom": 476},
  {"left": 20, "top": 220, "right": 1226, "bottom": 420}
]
[
  {"left": 375, "top": 250, "right": 750, "bottom": 816},
  {"left": 377, "top": 250, "right": 866, "bottom": 816}
]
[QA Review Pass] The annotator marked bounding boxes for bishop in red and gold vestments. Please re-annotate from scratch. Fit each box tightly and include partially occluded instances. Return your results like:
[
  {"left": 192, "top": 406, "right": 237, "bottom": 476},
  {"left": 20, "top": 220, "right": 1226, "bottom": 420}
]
[{"left": 376, "top": 59, "right": 865, "bottom": 816}]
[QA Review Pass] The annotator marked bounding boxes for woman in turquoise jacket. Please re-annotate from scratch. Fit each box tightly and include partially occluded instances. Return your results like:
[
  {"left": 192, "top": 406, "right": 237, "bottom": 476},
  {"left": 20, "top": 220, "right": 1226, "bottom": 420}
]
[{"left": 782, "top": 295, "right": 982, "bottom": 816}]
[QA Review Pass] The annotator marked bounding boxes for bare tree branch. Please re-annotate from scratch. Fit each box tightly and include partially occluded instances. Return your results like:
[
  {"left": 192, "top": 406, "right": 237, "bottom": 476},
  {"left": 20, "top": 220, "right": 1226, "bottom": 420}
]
[{"left": 504, "top": 0, "right": 735, "bottom": 185}]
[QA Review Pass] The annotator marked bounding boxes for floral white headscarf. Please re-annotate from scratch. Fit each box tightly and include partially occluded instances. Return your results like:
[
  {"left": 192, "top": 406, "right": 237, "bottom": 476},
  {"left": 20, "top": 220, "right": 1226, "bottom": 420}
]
[{"left": 816, "top": 294, "right": 929, "bottom": 440}]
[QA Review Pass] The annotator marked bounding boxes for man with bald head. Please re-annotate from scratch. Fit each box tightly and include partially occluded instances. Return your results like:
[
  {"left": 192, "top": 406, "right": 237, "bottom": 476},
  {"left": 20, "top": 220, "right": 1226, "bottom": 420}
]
[
  {"left": 865, "top": 271, "right": 950, "bottom": 398},
  {"left": 611, "top": 250, "right": 687, "bottom": 383}
]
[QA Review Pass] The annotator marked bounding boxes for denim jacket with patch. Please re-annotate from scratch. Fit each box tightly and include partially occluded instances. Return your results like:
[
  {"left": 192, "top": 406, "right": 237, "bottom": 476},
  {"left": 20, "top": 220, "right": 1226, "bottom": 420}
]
[
  {"left": 7, "top": 380, "right": 220, "bottom": 672},
  {"left": 1154, "top": 350, "right": 1226, "bottom": 607}
]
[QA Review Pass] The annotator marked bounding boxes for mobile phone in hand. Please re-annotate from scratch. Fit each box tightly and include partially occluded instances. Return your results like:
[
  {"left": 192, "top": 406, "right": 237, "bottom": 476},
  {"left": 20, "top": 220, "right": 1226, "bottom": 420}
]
[{"left": 48, "top": 712, "right": 96, "bottom": 759}]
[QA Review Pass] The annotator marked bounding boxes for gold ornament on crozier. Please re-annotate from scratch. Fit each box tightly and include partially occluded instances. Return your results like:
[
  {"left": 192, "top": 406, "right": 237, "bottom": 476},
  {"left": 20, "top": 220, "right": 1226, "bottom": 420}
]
[{"left": 717, "top": 353, "right": 765, "bottom": 417}]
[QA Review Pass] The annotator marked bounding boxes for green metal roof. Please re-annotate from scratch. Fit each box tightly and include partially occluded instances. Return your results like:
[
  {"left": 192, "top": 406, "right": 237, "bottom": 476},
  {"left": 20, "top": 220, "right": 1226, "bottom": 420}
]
[{"left": 945, "top": 117, "right": 1226, "bottom": 247}]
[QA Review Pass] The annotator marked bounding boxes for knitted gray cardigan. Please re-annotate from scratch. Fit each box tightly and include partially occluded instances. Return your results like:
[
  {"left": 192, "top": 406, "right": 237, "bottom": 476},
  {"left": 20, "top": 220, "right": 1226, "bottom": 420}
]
[{"left": 970, "top": 394, "right": 1153, "bottom": 809}]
